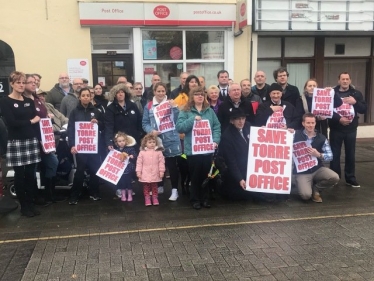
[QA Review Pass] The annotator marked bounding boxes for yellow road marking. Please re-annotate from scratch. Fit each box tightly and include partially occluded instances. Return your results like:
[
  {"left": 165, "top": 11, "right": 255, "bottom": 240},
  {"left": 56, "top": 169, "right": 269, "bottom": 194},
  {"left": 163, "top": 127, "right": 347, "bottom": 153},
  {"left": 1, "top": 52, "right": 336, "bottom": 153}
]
[{"left": 1, "top": 212, "right": 374, "bottom": 244}]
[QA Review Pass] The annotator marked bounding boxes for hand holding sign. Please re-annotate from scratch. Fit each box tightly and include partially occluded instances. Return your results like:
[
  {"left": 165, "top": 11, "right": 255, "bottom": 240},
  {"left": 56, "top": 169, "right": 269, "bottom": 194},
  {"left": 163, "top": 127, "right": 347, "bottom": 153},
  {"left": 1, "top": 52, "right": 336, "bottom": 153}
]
[
  {"left": 292, "top": 141, "right": 318, "bottom": 173},
  {"left": 39, "top": 118, "right": 56, "bottom": 153},
  {"left": 75, "top": 122, "right": 99, "bottom": 153},
  {"left": 311, "top": 88, "right": 334, "bottom": 118},
  {"left": 154, "top": 101, "right": 175, "bottom": 133}
]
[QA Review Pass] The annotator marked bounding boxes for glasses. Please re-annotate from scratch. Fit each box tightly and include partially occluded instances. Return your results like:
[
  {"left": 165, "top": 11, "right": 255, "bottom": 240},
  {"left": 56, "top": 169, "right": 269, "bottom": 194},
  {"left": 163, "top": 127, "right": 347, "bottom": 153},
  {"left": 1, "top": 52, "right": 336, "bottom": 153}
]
[
  {"left": 194, "top": 93, "right": 204, "bottom": 96},
  {"left": 73, "top": 83, "right": 83, "bottom": 85},
  {"left": 134, "top": 88, "right": 143, "bottom": 90},
  {"left": 59, "top": 77, "right": 69, "bottom": 79}
]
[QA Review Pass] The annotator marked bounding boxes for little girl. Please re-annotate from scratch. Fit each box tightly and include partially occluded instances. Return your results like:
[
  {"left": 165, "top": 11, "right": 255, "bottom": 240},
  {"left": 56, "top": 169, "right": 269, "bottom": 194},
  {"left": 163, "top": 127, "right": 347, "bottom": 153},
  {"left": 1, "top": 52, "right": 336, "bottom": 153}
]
[
  {"left": 114, "top": 132, "right": 137, "bottom": 202},
  {"left": 136, "top": 134, "right": 165, "bottom": 206}
]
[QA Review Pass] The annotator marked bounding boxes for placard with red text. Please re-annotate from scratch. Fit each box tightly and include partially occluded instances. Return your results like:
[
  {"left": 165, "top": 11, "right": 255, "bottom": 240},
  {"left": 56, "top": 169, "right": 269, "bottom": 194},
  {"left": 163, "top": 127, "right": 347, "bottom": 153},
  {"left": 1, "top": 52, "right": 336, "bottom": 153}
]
[
  {"left": 39, "top": 118, "right": 56, "bottom": 153},
  {"left": 154, "top": 101, "right": 175, "bottom": 133},
  {"left": 311, "top": 88, "right": 334, "bottom": 118},
  {"left": 334, "top": 98, "right": 355, "bottom": 122},
  {"left": 246, "top": 127, "right": 293, "bottom": 194},
  {"left": 75, "top": 122, "right": 98, "bottom": 153},
  {"left": 292, "top": 141, "right": 318, "bottom": 173},
  {"left": 266, "top": 106, "right": 286, "bottom": 129},
  {"left": 191, "top": 120, "right": 215, "bottom": 155},
  {"left": 96, "top": 150, "right": 129, "bottom": 185}
]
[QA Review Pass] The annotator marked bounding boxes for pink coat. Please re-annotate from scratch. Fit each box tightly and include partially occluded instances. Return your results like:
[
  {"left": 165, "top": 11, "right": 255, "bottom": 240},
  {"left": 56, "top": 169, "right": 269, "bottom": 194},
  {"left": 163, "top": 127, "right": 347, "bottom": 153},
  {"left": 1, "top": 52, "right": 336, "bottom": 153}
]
[{"left": 136, "top": 149, "right": 166, "bottom": 183}]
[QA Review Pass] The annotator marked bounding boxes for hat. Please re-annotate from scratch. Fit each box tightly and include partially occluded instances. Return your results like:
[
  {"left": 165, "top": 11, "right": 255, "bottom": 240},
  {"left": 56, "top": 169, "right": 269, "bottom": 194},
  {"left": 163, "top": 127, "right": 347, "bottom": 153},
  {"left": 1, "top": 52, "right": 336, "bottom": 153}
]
[
  {"left": 36, "top": 89, "right": 47, "bottom": 95},
  {"left": 229, "top": 108, "right": 247, "bottom": 120},
  {"left": 268, "top": 83, "right": 283, "bottom": 94},
  {"left": 82, "top": 78, "right": 89, "bottom": 84}
]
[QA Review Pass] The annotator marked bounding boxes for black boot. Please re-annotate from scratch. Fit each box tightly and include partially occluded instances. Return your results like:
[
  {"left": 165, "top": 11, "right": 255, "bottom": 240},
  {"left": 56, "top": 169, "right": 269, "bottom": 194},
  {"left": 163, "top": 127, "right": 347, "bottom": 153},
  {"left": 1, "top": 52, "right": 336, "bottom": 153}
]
[{"left": 50, "top": 177, "right": 67, "bottom": 203}]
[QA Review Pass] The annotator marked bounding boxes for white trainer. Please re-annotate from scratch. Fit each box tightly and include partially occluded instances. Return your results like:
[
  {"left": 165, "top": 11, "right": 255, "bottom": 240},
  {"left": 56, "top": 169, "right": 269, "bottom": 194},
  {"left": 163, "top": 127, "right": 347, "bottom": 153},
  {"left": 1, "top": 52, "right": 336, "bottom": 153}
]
[{"left": 169, "top": 188, "right": 179, "bottom": 201}]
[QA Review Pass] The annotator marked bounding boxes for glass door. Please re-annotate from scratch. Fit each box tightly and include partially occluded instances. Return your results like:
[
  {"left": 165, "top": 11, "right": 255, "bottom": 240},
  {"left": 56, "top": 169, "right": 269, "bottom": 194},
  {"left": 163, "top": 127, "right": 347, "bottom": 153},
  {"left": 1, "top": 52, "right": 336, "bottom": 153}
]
[{"left": 285, "top": 62, "right": 312, "bottom": 93}]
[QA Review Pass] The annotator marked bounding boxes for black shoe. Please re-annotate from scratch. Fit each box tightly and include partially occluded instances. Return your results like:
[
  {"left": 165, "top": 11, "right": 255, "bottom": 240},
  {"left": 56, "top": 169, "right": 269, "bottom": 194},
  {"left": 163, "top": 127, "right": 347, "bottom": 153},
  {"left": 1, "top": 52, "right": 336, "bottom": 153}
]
[
  {"left": 202, "top": 201, "right": 211, "bottom": 208},
  {"left": 69, "top": 200, "right": 78, "bottom": 205},
  {"left": 21, "top": 209, "right": 34, "bottom": 217},
  {"left": 34, "top": 198, "right": 52, "bottom": 207},
  {"left": 52, "top": 196, "right": 68, "bottom": 203},
  {"left": 192, "top": 203, "right": 201, "bottom": 210},
  {"left": 346, "top": 180, "right": 360, "bottom": 188},
  {"left": 31, "top": 207, "right": 41, "bottom": 216}
]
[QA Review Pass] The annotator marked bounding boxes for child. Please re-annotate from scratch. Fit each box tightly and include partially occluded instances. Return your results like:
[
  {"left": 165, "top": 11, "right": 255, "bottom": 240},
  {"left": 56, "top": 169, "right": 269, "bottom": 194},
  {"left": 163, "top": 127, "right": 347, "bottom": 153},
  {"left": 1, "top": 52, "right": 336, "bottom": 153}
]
[
  {"left": 136, "top": 134, "right": 165, "bottom": 206},
  {"left": 114, "top": 132, "right": 137, "bottom": 202}
]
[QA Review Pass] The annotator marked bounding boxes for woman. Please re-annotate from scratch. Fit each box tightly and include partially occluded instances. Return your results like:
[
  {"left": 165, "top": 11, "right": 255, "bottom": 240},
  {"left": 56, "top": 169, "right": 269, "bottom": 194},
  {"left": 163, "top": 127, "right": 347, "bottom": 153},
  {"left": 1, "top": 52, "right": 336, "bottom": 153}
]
[
  {"left": 89, "top": 87, "right": 106, "bottom": 114},
  {"left": 105, "top": 84, "right": 143, "bottom": 149},
  {"left": 68, "top": 88, "right": 104, "bottom": 204},
  {"left": 0, "top": 71, "right": 41, "bottom": 217},
  {"left": 294, "top": 79, "right": 343, "bottom": 137},
  {"left": 174, "top": 75, "right": 200, "bottom": 109},
  {"left": 207, "top": 85, "right": 222, "bottom": 114},
  {"left": 142, "top": 82, "right": 181, "bottom": 201},
  {"left": 176, "top": 86, "right": 221, "bottom": 210},
  {"left": 93, "top": 84, "right": 108, "bottom": 108}
]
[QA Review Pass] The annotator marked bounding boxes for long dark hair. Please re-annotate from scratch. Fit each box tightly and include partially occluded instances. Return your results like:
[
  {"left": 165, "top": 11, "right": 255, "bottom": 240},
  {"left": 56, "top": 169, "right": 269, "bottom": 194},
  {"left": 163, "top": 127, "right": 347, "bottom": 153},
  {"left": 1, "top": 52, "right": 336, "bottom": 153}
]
[{"left": 182, "top": 75, "right": 200, "bottom": 95}]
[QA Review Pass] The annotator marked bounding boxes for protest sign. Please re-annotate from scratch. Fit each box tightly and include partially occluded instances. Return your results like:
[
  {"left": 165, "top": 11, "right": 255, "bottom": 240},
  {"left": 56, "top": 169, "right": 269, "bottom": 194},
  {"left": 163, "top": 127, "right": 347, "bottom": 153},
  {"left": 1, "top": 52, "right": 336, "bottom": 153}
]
[
  {"left": 311, "top": 88, "right": 334, "bottom": 118},
  {"left": 246, "top": 127, "right": 293, "bottom": 194},
  {"left": 96, "top": 150, "right": 129, "bottom": 185},
  {"left": 75, "top": 122, "right": 98, "bottom": 153},
  {"left": 292, "top": 141, "right": 318, "bottom": 173},
  {"left": 191, "top": 120, "right": 215, "bottom": 155},
  {"left": 266, "top": 107, "right": 286, "bottom": 129},
  {"left": 39, "top": 118, "right": 56, "bottom": 153},
  {"left": 334, "top": 99, "right": 355, "bottom": 122},
  {"left": 154, "top": 101, "right": 175, "bottom": 133}
]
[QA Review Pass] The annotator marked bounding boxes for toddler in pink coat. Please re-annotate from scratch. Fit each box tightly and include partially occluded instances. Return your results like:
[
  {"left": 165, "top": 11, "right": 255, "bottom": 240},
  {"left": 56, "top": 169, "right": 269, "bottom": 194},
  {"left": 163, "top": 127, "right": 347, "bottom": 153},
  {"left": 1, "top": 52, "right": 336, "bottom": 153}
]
[{"left": 136, "top": 134, "right": 166, "bottom": 206}]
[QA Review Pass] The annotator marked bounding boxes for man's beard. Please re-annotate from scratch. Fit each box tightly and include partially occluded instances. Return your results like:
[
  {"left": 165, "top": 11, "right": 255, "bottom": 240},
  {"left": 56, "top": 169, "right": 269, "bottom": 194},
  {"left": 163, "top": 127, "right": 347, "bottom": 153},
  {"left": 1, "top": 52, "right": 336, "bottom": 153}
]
[{"left": 60, "top": 82, "right": 70, "bottom": 88}]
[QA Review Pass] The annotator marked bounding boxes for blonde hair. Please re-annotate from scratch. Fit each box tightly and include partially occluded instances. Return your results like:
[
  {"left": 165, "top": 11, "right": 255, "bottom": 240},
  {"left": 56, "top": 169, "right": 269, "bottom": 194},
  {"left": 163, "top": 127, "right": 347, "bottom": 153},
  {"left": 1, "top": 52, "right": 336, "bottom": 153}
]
[
  {"left": 140, "top": 133, "right": 158, "bottom": 149},
  {"left": 114, "top": 132, "right": 131, "bottom": 146},
  {"left": 183, "top": 86, "right": 210, "bottom": 112}
]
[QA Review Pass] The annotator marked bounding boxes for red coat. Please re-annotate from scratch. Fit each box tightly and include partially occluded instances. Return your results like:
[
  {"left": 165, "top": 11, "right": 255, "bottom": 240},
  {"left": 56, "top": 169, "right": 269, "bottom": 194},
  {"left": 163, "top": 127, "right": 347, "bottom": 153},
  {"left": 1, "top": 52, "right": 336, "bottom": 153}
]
[{"left": 136, "top": 149, "right": 165, "bottom": 183}]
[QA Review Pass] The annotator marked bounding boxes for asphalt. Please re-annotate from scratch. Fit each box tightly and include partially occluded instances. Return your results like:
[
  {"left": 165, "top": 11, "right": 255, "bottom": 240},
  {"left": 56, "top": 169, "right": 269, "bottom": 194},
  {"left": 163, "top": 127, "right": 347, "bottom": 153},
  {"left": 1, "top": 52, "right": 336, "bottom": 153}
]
[{"left": 0, "top": 141, "right": 374, "bottom": 281}]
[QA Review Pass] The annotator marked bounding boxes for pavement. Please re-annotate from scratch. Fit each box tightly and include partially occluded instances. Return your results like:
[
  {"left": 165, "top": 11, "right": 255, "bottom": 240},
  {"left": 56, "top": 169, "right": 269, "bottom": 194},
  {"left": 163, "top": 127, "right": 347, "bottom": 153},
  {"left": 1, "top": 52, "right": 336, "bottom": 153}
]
[{"left": 0, "top": 141, "right": 374, "bottom": 281}]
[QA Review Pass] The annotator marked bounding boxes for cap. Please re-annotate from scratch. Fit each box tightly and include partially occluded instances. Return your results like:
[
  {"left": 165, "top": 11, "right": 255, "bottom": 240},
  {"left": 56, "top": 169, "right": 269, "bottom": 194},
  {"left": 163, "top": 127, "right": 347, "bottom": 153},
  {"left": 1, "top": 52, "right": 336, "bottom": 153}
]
[
  {"left": 229, "top": 108, "right": 247, "bottom": 120},
  {"left": 268, "top": 83, "right": 283, "bottom": 94}
]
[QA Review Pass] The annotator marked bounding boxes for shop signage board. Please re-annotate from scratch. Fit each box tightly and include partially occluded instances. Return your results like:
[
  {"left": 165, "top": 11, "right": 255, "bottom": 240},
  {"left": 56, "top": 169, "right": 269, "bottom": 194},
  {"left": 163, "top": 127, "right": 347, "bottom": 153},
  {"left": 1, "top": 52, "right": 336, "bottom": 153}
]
[
  {"left": 254, "top": 0, "right": 374, "bottom": 31},
  {"left": 67, "top": 59, "right": 90, "bottom": 84},
  {"left": 79, "top": 2, "right": 236, "bottom": 26}
]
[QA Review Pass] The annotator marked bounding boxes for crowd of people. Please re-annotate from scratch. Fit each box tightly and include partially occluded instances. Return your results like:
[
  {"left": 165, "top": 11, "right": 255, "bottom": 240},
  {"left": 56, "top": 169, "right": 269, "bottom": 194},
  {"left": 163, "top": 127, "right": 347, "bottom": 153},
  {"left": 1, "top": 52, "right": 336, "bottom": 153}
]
[{"left": 0, "top": 67, "right": 367, "bottom": 217}]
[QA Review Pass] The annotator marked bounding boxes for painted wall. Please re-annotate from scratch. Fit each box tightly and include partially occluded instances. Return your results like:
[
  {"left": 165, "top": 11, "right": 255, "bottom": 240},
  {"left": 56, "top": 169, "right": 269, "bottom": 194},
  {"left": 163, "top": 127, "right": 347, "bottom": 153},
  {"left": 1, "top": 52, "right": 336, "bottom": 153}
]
[{"left": 0, "top": 1, "right": 91, "bottom": 90}]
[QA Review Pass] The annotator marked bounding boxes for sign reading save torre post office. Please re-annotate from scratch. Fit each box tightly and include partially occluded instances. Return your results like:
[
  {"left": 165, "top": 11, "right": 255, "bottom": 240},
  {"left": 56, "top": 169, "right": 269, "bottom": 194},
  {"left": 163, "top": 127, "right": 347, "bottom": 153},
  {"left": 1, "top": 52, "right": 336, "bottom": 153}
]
[{"left": 79, "top": 2, "right": 236, "bottom": 26}]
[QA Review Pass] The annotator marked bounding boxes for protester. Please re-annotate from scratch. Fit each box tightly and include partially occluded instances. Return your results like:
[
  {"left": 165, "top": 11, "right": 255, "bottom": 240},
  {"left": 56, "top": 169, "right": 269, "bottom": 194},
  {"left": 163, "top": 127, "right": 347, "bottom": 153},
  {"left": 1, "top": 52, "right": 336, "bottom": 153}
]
[
  {"left": 176, "top": 86, "right": 221, "bottom": 210},
  {"left": 0, "top": 71, "right": 41, "bottom": 217},
  {"left": 142, "top": 82, "right": 181, "bottom": 201},
  {"left": 170, "top": 72, "right": 188, "bottom": 99},
  {"left": 251, "top": 71, "right": 270, "bottom": 102},
  {"left": 217, "top": 83, "right": 255, "bottom": 132},
  {"left": 89, "top": 87, "right": 106, "bottom": 161},
  {"left": 117, "top": 76, "right": 127, "bottom": 84},
  {"left": 93, "top": 83, "right": 109, "bottom": 108},
  {"left": 294, "top": 78, "right": 342, "bottom": 136},
  {"left": 293, "top": 113, "right": 339, "bottom": 202},
  {"left": 240, "top": 78, "right": 262, "bottom": 114},
  {"left": 329, "top": 72, "right": 367, "bottom": 188},
  {"left": 174, "top": 75, "right": 200, "bottom": 109},
  {"left": 255, "top": 83, "right": 297, "bottom": 129},
  {"left": 46, "top": 73, "right": 73, "bottom": 111},
  {"left": 60, "top": 78, "right": 83, "bottom": 118},
  {"left": 131, "top": 82, "right": 144, "bottom": 115},
  {"left": 113, "top": 132, "right": 137, "bottom": 202},
  {"left": 67, "top": 88, "right": 104, "bottom": 205},
  {"left": 273, "top": 67, "right": 300, "bottom": 107},
  {"left": 136, "top": 134, "right": 165, "bottom": 206},
  {"left": 198, "top": 76, "right": 206, "bottom": 92},
  {"left": 207, "top": 85, "right": 222, "bottom": 115},
  {"left": 217, "top": 70, "right": 230, "bottom": 101},
  {"left": 141, "top": 74, "right": 161, "bottom": 107}
]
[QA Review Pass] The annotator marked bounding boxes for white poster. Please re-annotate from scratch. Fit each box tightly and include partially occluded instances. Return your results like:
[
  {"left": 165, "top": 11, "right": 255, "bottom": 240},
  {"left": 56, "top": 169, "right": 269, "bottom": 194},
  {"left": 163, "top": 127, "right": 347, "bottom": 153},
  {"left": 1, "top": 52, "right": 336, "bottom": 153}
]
[
  {"left": 74, "top": 122, "right": 98, "bottom": 154},
  {"left": 96, "top": 150, "right": 129, "bottom": 185},
  {"left": 67, "top": 59, "right": 90, "bottom": 84},
  {"left": 292, "top": 141, "right": 318, "bottom": 173},
  {"left": 191, "top": 120, "right": 215, "bottom": 155},
  {"left": 39, "top": 118, "right": 56, "bottom": 153},
  {"left": 311, "top": 88, "right": 334, "bottom": 118},
  {"left": 154, "top": 101, "right": 175, "bottom": 133}
]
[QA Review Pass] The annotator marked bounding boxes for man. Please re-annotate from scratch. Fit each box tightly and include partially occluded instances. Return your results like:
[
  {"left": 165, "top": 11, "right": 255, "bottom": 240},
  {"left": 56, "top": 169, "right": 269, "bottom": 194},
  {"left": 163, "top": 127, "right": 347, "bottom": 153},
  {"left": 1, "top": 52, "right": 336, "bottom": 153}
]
[
  {"left": 294, "top": 113, "right": 339, "bottom": 202},
  {"left": 117, "top": 76, "right": 127, "bottom": 84},
  {"left": 82, "top": 78, "right": 89, "bottom": 88},
  {"left": 170, "top": 72, "right": 188, "bottom": 99},
  {"left": 141, "top": 74, "right": 161, "bottom": 107},
  {"left": 251, "top": 71, "right": 270, "bottom": 102},
  {"left": 198, "top": 76, "right": 206, "bottom": 92},
  {"left": 240, "top": 79, "right": 262, "bottom": 114},
  {"left": 32, "top": 73, "right": 43, "bottom": 93},
  {"left": 273, "top": 67, "right": 300, "bottom": 107},
  {"left": 255, "top": 83, "right": 297, "bottom": 129},
  {"left": 217, "top": 70, "right": 229, "bottom": 101},
  {"left": 60, "top": 78, "right": 82, "bottom": 118},
  {"left": 217, "top": 83, "right": 255, "bottom": 132},
  {"left": 329, "top": 72, "right": 367, "bottom": 188},
  {"left": 46, "top": 73, "right": 74, "bottom": 111},
  {"left": 131, "top": 82, "right": 144, "bottom": 115}
]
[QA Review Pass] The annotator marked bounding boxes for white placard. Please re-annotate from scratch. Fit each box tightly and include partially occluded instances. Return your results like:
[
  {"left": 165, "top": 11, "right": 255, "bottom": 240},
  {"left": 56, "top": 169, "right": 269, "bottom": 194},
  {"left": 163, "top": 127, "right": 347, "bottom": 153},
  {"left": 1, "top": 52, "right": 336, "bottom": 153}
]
[
  {"left": 39, "top": 118, "right": 56, "bottom": 153},
  {"left": 311, "top": 88, "right": 334, "bottom": 118},
  {"left": 334, "top": 98, "right": 355, "bottom": 122},
  {"left": 67, "top": 59, "right": 89, "bottom": 84},
  {"left": 96, "top": 150, "right": 129, "bottom": 185},
  {"left": 75, "top": 122, "right": 98, "bottom": 154},
  {"left": 246, "top": 127, "right": 293, "bottom": 194},
  {"left": 191, "top": 120, "right": 215, "bottom": 155},
  {"left": 266, "top": 106, "right": 287, "bottom": 129},
  {"left": 292, "top": 141, "right": 318, "bottom": 173},
  {"left": 154, "top": 101, "right": 175, "bottom": 133}
]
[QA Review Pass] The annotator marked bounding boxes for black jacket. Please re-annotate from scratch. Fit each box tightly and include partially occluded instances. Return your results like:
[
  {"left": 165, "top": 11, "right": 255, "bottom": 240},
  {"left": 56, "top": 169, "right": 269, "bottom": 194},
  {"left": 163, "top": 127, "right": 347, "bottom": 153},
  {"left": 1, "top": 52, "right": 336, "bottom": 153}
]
[
  {"left": 170, "top": 85, "right": 183, "bottom": 99},
  {"left": 105, "top": 98, "right": 142, "bottom": 146},
  {"left": 328, "top": 85, "right": 367, "bottom": 132},
  {"left": 218, "top": 85, "right": 229, "bottom": 101},
  {"left": 255, "top": 100, "right": 297, "bottom": 129},
  {"left": 217, "top": 97, "right": 255, "bottom": 132},
  {"left": 0, "top": 107, "right": 7, "bottom": 156},
  {"left": 251, "top": 84, "right": 270, "bottom": 102},
  {"left": 67, "top": 103, "right": 104, "bottom": 149},
  {"left": 282, "top": 84, "right": 300, "bottom": 107}
]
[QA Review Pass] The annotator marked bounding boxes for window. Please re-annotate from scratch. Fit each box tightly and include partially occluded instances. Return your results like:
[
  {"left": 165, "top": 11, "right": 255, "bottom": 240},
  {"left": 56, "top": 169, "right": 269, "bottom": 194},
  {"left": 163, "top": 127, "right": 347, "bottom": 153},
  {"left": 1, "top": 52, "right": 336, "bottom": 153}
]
[{"left": 142, "top": 30, "right": 226, "bottom": 90}]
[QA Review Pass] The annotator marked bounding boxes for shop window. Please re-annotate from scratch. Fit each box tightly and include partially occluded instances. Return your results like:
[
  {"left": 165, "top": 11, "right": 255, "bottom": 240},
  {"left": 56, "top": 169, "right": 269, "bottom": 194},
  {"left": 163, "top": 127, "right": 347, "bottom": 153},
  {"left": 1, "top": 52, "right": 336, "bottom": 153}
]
[
  {"left": 186, "top": 31, "right": 224, "bottom": 60},
  {"left": 142, "top": 31, "right": 183, "bottom": 60},
  {"left": 285, "top": 38, "right": 314, "bottom": 58},
  {"left": 91, "top": 27, "right": 132, "bottom": 52},
  {"left": 258, "top": 38, "right": 281, "bottom": 58},
  {"left": 257, "top": 60, "right": 281, "bottom": 82}
]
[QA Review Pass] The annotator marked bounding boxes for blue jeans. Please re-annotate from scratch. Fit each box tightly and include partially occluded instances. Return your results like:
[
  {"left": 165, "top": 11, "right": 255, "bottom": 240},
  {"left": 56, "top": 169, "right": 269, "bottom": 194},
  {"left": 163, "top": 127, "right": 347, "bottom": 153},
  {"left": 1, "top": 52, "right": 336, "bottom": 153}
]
[{"left": 40, "top": 152, "right": 58, "bottom": 179}]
